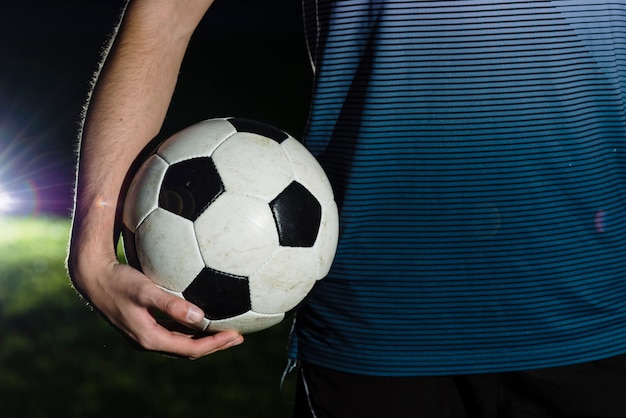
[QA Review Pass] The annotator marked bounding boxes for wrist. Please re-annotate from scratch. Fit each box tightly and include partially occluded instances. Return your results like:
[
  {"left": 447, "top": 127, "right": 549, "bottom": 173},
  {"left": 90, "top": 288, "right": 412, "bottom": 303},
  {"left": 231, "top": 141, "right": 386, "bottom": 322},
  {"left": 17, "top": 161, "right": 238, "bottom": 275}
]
[{"left": 67, "top": 202, "right": 119, "bottom": 292}]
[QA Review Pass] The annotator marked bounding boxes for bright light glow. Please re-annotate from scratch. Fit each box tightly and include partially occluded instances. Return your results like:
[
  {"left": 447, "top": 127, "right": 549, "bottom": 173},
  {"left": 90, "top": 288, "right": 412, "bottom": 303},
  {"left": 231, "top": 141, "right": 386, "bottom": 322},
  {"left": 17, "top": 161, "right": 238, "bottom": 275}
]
[
  {"left": 0, "top": 186, "right": 17, "bottom": 213},
  {"left": 95, "top": 197, "right": 109, "bottom": 208}
]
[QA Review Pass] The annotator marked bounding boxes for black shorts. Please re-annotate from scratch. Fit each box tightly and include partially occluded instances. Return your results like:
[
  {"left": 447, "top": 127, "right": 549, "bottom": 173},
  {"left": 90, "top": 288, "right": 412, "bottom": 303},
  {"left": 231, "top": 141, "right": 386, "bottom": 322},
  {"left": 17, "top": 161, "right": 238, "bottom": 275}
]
[{"left": 292, "top": 354, "right": 626, "bottom": 418}]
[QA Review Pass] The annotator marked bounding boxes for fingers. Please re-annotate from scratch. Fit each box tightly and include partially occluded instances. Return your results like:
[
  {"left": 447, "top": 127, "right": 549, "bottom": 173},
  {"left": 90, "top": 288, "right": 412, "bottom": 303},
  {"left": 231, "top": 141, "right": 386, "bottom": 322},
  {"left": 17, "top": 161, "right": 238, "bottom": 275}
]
[
  {"left": 129, "top": 278, "right": 245, "bottom": 358},
  {"left": 152, "top": 289, "right": 206, "bottom": 327},
  {"left": 136, "top": 324, "right": 244, "bottom": 359},
  {"left": 87, "top": 263, "right": 244, "bottom": 358}
]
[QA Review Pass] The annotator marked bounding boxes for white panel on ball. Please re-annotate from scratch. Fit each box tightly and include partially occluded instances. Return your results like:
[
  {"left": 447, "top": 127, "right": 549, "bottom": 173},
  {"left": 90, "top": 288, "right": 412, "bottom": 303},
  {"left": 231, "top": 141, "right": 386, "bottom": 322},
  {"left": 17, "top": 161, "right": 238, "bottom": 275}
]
[
  {"left": 194, "top": 193, "right": 279, "bottom": 277},
  {"left": 136, "top": 208, "right": 205, "bottom": 292},
  {"left": 208, "top": 310, "right": 285, "bottom": 334},
  {"left": 212, "top": 132, "right": 294, "bottom": 200},
  {"left": 157, "top": 119, "right": 236, "bottom": 164},
  {"left": 249, "top": 247, "right": 319, "bottom": 313},
  {"left": 281, "top": 137, "right": 335, "bottom": 204},
  {"left": 123, "top": 154, "right": 169, "bottom": 232},
  {"left": 314, "top": 200, "right": 340, "bottom": 278}
]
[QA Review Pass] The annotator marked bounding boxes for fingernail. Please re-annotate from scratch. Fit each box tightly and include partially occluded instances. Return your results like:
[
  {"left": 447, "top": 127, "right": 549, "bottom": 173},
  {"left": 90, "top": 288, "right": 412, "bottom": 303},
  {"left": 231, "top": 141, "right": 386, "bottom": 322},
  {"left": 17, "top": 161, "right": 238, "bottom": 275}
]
[{"left": 186, "top": 306, "right": 204, "bottom": 323}]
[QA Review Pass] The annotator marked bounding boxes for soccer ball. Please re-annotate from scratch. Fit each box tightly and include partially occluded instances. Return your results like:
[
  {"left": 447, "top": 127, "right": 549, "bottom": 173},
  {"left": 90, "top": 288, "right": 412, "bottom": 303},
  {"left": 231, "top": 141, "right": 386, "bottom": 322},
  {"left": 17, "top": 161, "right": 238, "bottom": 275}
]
[{"left": 121, "top": 117, "right": 339, "bottom": 334}]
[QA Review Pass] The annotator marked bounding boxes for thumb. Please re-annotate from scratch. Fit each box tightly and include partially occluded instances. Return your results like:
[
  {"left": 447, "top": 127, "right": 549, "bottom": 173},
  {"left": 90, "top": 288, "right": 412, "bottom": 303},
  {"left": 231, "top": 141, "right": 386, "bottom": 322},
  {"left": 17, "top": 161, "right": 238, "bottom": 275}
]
[{"left": 152, "top": 289, "right": 207, "bottom": 328}]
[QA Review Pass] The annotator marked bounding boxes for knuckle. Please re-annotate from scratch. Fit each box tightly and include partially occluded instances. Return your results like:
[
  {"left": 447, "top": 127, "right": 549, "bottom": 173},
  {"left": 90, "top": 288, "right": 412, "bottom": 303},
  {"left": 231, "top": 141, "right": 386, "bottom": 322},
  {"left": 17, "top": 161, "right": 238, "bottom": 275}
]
[
  {"left": 134, "top": 333, "right": 159, "bottom": 352},
  {"left": 161, "top": 295, "right": 186, "bottom": 316}
]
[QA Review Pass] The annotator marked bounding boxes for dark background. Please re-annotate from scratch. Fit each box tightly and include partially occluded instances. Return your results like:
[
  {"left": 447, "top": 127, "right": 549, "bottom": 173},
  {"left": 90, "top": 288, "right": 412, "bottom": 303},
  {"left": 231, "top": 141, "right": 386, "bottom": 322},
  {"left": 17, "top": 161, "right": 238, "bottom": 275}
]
[
  {"left": 0, "top": 3, "right": 313, "bottom": 416},
  {"left": 0, "top": 0, "right": 312, "bottom": 217}
]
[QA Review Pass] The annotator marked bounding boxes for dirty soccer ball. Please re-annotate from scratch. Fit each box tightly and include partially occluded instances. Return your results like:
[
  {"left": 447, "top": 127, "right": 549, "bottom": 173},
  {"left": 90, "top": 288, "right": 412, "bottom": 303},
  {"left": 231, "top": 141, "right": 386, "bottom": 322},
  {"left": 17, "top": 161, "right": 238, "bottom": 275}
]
[{"left": 121, "top": 118, "right": 339, "bottom": 334}]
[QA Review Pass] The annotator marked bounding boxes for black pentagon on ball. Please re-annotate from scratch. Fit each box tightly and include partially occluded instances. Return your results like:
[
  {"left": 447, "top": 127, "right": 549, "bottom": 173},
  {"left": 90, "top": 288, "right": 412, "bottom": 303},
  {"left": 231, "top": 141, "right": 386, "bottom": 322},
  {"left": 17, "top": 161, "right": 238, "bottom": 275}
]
[
  {"left": 227, "top": 117, "right": 289, "bottom": 144},
  {"left": 270, "top": 181, "right": 322, "bottom": 247},
  {"left": 158, "top": 157, "right": 224, "bottom": 221},
  {"left": 182, "top": 268, "right": 251, "bottom": 320}
]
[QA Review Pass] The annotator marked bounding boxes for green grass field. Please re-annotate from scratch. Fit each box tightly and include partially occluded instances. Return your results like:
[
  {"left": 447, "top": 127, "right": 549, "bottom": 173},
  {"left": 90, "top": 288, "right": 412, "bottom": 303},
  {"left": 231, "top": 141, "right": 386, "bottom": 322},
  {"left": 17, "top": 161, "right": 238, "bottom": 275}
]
[{"left": 0, "top": 216, "right": 294, "bottom": 418}]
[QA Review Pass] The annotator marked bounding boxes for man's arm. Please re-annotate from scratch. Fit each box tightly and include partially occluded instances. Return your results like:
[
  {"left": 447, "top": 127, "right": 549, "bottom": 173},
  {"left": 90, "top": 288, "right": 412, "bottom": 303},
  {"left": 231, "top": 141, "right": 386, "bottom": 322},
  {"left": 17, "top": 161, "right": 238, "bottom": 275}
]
[{"left": 68, "top": 0, "right": 243, "bottom": 358}]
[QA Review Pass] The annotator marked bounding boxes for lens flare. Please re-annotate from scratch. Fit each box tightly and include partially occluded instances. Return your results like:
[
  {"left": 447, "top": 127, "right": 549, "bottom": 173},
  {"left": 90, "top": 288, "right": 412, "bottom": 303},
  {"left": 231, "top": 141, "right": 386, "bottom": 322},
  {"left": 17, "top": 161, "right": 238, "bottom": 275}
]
[
  {"left": 0, "top": 121, "right": 65, "bottom": 216},
  {"left": 14, "top": 180, "right": 41, "bottom": 215},
  {"left": 0, "top": 186, "right": 16, "bottom": 212}
]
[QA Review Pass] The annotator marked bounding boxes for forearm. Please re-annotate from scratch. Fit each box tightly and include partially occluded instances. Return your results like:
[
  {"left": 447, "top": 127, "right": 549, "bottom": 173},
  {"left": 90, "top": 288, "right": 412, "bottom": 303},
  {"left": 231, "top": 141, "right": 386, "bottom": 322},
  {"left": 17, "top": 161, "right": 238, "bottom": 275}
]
[
  {"left": 69, "top": 0, "right": 214, "bottom": 287},
  {"left": 63, "top": 0, "right": 244, "bottom": 355}
]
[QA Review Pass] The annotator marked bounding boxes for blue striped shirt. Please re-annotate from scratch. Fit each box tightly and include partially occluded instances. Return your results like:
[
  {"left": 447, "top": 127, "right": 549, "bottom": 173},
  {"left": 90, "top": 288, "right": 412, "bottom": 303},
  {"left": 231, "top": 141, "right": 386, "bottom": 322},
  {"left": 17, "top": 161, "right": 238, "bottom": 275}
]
[{"left": 291, "top": 0, "right": 626, "bottom": 375}]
